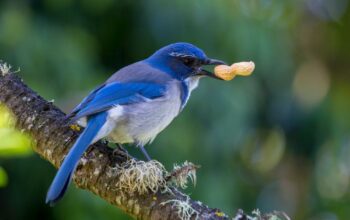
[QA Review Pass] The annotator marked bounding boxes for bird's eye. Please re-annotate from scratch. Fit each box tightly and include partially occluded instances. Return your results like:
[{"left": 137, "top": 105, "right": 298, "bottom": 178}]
[{"left": 182, "top": 57, "right": 195, "bottom": 67}]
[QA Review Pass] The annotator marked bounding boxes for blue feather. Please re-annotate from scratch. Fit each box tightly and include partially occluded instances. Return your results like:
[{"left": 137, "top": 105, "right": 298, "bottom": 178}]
[
  {"left": 70, "top": 82, "right": 166, "bottom": 121},
  {"left": 69, "top": 84, "right": 105, "bottom": 118},
  {"left": 46, "top": 112, "right": 107, "bottom": 205}
]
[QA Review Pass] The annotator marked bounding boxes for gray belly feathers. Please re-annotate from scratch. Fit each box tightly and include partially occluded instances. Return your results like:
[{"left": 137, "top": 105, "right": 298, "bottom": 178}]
[{"left": 106, "top": 81, "right": 182, "bottom": 145}]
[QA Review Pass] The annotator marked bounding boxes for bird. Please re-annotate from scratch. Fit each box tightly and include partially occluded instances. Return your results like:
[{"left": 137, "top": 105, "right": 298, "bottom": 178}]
[{"left": 46, "top": 42, "right": 225, "bottom": 205}]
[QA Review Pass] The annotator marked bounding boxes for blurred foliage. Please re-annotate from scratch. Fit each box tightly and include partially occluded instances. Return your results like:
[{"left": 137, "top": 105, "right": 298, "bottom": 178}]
[
  {"left": 0, "top": 0, "right": 350, "bottom": 220},
  {"left": 0, "top": 104, "right": 32, "bottom": 189},
  {"left": 0, "top": 166, "right": 8, "bottom": 187},
  {"left": 0, "top": 105, "right": 32, "bottom": 157}
]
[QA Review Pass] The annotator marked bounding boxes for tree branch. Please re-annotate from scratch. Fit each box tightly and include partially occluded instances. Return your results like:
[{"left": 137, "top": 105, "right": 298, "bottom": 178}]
[{"left": 0, "top": 64, "right": 290, "bottom": 220}]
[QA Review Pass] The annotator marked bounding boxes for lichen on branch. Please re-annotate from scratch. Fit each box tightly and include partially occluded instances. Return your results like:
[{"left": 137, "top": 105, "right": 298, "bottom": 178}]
[{"left": 0, "top": 61, "right": 20, "bottom": 76}]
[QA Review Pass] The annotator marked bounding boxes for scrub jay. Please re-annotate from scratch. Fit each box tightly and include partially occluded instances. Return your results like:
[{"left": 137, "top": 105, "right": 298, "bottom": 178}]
[{"left": 46, "top": 42, "right": 225, "bottom": 205}]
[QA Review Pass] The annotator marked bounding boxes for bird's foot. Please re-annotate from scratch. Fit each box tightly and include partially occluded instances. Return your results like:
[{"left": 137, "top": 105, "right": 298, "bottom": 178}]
[{"left": 113, "top": 144, "right": 133, "bottom": 161}]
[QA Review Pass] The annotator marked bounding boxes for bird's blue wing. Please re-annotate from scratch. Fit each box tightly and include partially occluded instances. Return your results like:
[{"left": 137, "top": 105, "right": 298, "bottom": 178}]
[
  {"left": 70, "top": 82, "right": 166, "bottom": 122},
  {"left": 68, "top": 84, "right": 105, "bottom": 120}
]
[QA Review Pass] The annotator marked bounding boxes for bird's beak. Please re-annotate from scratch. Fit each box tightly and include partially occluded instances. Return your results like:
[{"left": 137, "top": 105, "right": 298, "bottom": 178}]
[
  {"left": 197, "top": 58, "right": 226, "bottom": 80},
  {"left": 204, "top": 58, "right": 226, "bottom": 65}
]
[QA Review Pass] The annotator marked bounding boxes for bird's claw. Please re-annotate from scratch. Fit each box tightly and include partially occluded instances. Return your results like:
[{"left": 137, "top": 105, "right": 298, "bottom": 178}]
[{"left": 113, "top": 144, "right": 133, "bottom": 161}]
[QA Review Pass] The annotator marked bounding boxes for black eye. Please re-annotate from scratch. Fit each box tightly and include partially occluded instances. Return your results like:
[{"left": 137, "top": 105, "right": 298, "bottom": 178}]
[{"left": 182, "top": 57, "right": 195, "bottom": 67}]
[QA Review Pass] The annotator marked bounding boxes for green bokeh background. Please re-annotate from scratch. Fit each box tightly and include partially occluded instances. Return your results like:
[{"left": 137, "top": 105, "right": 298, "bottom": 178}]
[{"left": 1, "top": 0, "right": 350, "bottom": 219}]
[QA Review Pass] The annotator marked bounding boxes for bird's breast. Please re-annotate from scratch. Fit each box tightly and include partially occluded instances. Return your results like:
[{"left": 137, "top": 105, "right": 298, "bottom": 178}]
[
  {"left": 180, "top": 76, "right": 200, "bottom": 110},
  {"left": 107, "top": 81, "right": 183, "bottom": 145}
]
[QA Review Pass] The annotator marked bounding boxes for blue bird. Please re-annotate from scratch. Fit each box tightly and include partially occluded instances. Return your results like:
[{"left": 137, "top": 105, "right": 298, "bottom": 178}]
[{"left": 46, "top": 42, "right": 225, "bottom": 205}]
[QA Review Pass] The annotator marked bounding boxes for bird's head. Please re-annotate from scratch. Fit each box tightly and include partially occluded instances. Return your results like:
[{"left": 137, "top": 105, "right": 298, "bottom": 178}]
[{"left": 147, "top": 42, "right": 226, "bottom": 80}]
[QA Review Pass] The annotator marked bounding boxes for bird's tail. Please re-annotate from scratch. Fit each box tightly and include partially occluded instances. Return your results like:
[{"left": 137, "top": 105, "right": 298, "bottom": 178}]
[{"left": 46, "top": 112, "right": 107, "bottom": 206}]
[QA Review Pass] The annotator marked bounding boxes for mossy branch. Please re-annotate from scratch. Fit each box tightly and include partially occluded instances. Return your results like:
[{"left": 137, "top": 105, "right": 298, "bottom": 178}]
[{"left": 0, "top": 62, "right": 290, "bottom": 220}]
